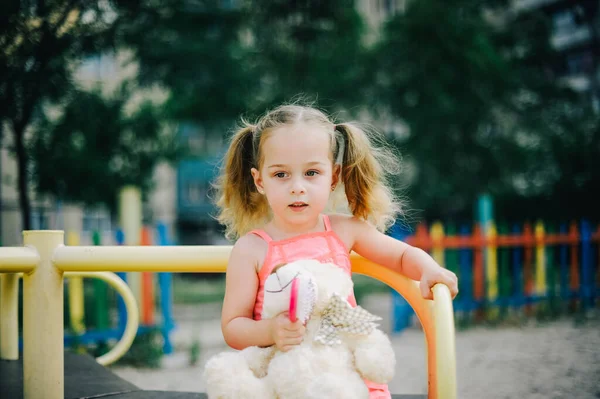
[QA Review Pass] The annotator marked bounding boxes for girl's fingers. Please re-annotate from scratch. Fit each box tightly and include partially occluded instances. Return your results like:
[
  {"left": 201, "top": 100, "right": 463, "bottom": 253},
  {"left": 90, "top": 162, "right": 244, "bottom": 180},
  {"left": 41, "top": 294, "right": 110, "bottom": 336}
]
[
  {"left": 421, "top": 281, "right": 433, "bottom": 300},
  {"left": 279, "top": 336, "right": 303, "bottom": 352},
  {"left": 284, "top": 320, "right": 304, "bottom": 331},
  {"left": 284, "top": 329, "right": 304, "bottom": 339}
]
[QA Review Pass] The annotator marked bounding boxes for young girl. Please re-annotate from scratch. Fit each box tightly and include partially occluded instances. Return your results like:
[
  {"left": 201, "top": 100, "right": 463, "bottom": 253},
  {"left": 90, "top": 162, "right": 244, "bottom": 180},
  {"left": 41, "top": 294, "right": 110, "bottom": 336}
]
[{"left": 214, "top": 104, "right": 458, "bottom": 398}]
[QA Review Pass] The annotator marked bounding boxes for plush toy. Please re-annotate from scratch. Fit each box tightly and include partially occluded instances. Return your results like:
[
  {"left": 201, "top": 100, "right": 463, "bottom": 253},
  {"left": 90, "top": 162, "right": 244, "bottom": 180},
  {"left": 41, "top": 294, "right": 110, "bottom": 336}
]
[{"left": 203, "top": 259, "right": 396, "bottom": 399}]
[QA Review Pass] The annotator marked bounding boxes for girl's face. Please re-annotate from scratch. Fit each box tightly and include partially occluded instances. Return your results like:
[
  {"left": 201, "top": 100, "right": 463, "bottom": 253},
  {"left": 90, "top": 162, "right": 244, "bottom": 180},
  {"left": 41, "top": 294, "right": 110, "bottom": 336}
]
[{"left": 251, "top": 123, "right": 340, "bottom": 231}]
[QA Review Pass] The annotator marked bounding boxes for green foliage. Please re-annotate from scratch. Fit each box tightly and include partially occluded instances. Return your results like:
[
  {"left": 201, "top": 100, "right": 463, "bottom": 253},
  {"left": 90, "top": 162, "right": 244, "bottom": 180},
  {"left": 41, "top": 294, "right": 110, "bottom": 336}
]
[
  {"left": 374, "top": 0, "right": 517, "bottom": 219},
  {"left": 30, "top": 85, "right": 180, "bottom": 210},
  {"left": 116, "top": 0, "right": 369, "bottom": 126},
  {"left": 189, "top": 339, "right": 201, "bottom": 366},
  {"left": 115, "top": 0, "right": 259, "bottom": 129},
  {"left": 172, "top": 275, "right": 226, "bottom": 304},
  {"left": 374, "top": 0, "right": 599, "bottom": 221},
  {"left": 246, "top": 0, "right": 368, "bottom": 113},
  {"left": 352, "top": 274, "right": 390, "bottom": 304},
  {"left": 487, "top": 5, "right": 600, "bottom": 221},
  {"left": 0, "top": 1, "right": 181, "bottom": 226},
  {"left": 114, "top": 328, "right": 165, "bottom": 369}
]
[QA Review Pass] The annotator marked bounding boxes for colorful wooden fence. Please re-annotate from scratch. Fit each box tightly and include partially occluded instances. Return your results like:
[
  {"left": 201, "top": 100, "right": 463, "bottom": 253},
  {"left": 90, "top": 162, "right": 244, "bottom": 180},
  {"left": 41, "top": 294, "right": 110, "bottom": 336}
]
[{"left": 391, "top": 219, "right": 600, "bottom": 331}]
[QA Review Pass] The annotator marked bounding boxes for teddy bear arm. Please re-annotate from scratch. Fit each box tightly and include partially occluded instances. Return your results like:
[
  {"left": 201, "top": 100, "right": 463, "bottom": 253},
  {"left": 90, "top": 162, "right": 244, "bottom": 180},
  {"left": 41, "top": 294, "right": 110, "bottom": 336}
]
[
  {"left": 242, "top": 345, "right": 277, "bottom": 378},
  {"left": 349, "top": 329, "right": 396, "bottom": 384},
  {"left": 204, "top": 349, "right": 275, "bottom": 398}
]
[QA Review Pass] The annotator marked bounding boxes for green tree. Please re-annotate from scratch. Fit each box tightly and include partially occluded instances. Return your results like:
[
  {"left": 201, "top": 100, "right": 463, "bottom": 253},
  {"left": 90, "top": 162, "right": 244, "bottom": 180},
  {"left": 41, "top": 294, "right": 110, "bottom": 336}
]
[
  {"left": 374, "top": 0, "right": 517, "bottom": 220},
  {"left": 488, "top": 3, "right": 600, "bottom": 221},
  {"left": 115, "top": 0, "right": 258, "bottom": 132},
  {"left": 247, "top": 0, "right": 368, "bottom": 113},
  {"left": 0, "top": 1, "right": 178, "bottom": 229},
  {"left": 116, "top": 0, "right": 369, "bottom": 128},
  {"left": 31, "top": 86, "right": 178, "bottom": 211},
  {"left": 375, "top": 0, "right": 600, "bottom": 221}
]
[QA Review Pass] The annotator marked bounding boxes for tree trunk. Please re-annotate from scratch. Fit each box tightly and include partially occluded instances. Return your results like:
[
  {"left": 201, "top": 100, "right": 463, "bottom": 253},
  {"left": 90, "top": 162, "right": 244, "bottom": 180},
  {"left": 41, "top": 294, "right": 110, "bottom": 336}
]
[{"left": 13, "top": 122, "right": 31, "bottom": 231}]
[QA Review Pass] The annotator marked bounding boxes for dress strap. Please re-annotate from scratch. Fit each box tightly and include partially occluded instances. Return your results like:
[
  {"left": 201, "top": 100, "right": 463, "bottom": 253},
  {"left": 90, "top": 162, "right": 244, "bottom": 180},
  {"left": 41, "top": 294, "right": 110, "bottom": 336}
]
[
  {"left": 249, "top": 229, "right": 273, "bottom": 243},
  {"left": 322, "top": 214, "right": 332, "bottom": 231}
]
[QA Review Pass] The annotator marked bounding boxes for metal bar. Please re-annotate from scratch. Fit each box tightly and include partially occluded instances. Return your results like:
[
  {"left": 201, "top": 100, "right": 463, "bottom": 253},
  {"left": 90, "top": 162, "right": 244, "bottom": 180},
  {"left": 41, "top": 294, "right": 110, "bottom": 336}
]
[
  {"left": 53, "top": 245, "right": 231, "bottom": 272},
  {"left": 22, "top": 230, "right": 64, "bottom": 399},
  {"left": 0, "top": 247, "right": 40, "bottom": 273},
  {"left": 432, "top": 284, "right": 458, "bottom": 399},
  {"left": 0, "top": 274, "right": 19, "bottom": 359},
  {"left": 351, "top": 254, "right": 457, "bottom": 399}
]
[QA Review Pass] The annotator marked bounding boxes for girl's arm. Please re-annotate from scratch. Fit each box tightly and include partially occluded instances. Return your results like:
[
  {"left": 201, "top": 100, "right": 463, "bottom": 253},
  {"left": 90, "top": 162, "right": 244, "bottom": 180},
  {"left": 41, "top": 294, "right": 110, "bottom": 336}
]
[
  {"left": 221, "top": 235, "right": 304, "bottom": 351},
  {"left": 345, "top": 216, "right": 458, "bottom": 299}
]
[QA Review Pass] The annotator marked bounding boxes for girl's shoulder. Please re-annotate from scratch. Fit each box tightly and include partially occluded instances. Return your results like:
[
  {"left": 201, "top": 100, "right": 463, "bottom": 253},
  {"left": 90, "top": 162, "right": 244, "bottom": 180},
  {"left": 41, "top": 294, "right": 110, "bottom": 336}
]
[
  {"left": 327, "top": 213, "right": 368, "bottom": 231},
  {"left": 230, "top": 231, "right": 269, "bottom": 273},
  {"left": 326, "top": 213, "right": 371, "bottom": 250},
  {"left": 233, "top": 231, "right": 269, "bottom": 253}
]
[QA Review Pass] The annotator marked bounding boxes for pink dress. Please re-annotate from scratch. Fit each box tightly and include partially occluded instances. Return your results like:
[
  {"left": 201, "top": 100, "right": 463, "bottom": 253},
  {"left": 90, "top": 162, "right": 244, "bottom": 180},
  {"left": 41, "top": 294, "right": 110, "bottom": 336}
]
[{"left": 250, "top": 214, "right": 392, "bottom": 399}]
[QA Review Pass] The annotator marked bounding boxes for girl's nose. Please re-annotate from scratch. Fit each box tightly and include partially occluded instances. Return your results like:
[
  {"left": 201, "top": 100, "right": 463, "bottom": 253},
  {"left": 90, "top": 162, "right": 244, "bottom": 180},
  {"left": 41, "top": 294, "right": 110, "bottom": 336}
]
[{"left": 290, "top": 180, "right": 306, "bottom": 195}]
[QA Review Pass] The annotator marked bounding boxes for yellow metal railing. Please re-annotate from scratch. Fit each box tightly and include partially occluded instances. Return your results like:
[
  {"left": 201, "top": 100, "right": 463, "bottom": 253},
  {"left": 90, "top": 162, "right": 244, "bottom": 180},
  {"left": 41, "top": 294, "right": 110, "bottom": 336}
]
[
  {"left": 0, "top": 271, "right": 139, "bottom": 366},
  {"left": 63, "top": 272, "right": 139, "bottom": 366},
  {"left": 0, "top": 230, "right": 457, "bottom": 399}
]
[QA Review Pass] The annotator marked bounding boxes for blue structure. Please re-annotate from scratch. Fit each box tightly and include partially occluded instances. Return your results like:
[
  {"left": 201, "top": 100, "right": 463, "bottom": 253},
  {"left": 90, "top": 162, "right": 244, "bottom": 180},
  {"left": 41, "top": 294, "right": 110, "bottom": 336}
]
[
  {"left": 176, "top": 123, "right": 225, "bottom": 244},
  {"left": 177, "top": 158, "right": 220, "bottom": 225}
]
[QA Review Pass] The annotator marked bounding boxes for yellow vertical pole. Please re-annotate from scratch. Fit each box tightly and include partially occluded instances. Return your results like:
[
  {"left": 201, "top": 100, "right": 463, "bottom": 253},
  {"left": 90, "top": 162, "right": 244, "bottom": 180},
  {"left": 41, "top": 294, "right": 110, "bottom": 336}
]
[
  {"left": 119, "top": 186, "right": 142, "bottom": 318},
  {"left": 0, "top": 273, "right": 20, "bottom": 359},
  {"left": 486, "top": 223, "right": 499, "bottom": 319},
  {"left": 22, "top": 230, "right": 64, "bottom": 399},
  {"left": 67, "top": 231, "right": 85, "bottom": 334},
  {"left": 430, "top": 221, "right": 445, "bottom": 267},
  {"left": 535, "top": 221, "right": 547, "bottom": 296}
]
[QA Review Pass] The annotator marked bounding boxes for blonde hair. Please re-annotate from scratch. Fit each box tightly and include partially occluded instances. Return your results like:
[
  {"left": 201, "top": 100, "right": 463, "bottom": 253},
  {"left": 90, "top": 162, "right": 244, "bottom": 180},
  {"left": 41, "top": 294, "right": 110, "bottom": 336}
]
[{"left": 214, "top": 104, "right": 403, "bottom": 240}]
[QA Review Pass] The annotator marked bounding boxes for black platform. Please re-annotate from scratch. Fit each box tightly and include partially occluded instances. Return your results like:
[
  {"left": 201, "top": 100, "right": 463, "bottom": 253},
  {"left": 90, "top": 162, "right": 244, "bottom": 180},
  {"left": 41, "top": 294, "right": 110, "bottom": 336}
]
[{"left": 0, "top": 351, "right": 425, "bottom": 398}]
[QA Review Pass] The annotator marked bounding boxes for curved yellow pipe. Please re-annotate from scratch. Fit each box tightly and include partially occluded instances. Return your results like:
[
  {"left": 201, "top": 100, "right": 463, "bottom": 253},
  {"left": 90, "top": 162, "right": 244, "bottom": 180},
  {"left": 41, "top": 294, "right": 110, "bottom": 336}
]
[
  {"left": 64, "top": 272, "right": 139, "bottom": 366},
  {"left": 432, "top": 284, "right": 457, "bottom": 399},
  {"left": 351, "top": 254, "right": 457, "bottom": 399}
]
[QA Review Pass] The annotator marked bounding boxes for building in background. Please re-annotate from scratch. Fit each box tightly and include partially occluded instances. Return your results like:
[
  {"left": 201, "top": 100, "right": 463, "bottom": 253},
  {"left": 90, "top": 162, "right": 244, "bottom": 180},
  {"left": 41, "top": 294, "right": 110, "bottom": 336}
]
[
  {"left": 175, "top": 123, "right": 225, "bottom": 245},
  {"left": 513, "top": 0, "right": 599, "bottom": 110}
]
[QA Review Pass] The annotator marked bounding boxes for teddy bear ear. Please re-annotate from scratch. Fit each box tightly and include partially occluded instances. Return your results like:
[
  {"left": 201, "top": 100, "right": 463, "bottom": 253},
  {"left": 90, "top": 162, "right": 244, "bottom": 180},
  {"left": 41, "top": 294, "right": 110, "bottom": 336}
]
[{"left": 262, "top": 268, "right": 298, "bottom": 320}]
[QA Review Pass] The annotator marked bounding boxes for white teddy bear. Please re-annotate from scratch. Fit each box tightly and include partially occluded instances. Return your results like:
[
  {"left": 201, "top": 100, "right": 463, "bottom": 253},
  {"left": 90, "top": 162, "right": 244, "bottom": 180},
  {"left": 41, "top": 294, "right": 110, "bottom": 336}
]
[{"left": 203, "top": 259, "right": 396, "bottom": 399}]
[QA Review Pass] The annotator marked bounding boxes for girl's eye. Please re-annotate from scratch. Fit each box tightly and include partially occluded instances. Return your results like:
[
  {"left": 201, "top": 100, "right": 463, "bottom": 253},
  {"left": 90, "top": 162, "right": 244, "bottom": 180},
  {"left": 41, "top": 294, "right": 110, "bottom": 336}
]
[
  {"left": 274, "top": 172, "right": 287, "bottom": 178},
  {"left": 306, "top": 170, "right": 319, "bottom": 177}
]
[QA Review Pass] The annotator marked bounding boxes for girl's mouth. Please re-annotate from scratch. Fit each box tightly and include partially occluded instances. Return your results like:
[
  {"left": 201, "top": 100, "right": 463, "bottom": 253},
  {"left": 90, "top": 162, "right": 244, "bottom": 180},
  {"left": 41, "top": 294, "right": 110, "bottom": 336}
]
[{"left": 289, "top": 202, "right": 308, "bottom": 211}]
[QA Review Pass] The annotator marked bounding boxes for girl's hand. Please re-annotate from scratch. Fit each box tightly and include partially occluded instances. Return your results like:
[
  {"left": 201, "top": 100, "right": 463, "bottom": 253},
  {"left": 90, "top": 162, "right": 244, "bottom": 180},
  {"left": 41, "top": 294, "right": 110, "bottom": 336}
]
[
  {"left": 269, "top": 312, "right": 305, "bottom": 352},
  {"left": 420, "top": 266, "right": 459, "bottom": 300}
]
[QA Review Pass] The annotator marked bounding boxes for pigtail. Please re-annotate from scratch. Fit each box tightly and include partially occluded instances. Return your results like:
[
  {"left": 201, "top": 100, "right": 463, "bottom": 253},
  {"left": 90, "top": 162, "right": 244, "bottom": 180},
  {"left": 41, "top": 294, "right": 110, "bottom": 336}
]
[
  {"left": 335, "top": 123, "right": 402, "bottom": 231},
  {"left": 215, "top": 124, "right": 269, "bottom": 240}
]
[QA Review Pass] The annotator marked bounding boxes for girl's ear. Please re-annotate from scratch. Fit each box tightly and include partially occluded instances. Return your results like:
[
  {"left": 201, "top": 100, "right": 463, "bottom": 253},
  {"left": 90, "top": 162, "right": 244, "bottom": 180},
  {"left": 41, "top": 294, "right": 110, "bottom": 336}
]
[
  {"left": 331, "top": 164, "right": 341, "bottom": 190},
  {"left": 251, "top": 167, "right": 264, "bottom": 194}
]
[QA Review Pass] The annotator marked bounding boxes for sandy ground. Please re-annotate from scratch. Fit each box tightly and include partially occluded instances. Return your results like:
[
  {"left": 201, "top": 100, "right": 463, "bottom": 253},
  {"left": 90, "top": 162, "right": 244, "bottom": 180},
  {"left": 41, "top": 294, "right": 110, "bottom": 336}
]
[{"left": 110, "top": 295, "right": 600, "bottom": 399}]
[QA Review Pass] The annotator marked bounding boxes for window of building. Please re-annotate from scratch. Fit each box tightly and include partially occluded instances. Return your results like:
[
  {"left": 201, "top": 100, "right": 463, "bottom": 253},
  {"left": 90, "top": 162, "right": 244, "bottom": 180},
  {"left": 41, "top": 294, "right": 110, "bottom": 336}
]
[
  {"left": 186, "top": 181, "right": 206, "bottom": 204},
  {"left": 30, "top": 209, "right": 49, "bottom": 230},
  {"left": 188, "top": 135, "right": 205, "bottom": 156}
]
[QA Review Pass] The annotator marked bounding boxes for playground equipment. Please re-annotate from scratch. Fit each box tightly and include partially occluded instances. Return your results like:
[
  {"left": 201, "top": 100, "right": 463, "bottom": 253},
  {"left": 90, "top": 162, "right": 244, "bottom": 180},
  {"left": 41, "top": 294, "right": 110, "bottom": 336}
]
[
  {"left": 392, "top": 218, "right": 600, "bottom": 331},
  {"left": 0, "top": 230, "right": 457, "bottom": 399},
  {"left": 64, "top": 271, "right": 139, "bottom": 366},
  {"left": 61, "top": 224, "right": 176, "bottom": 354}
]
